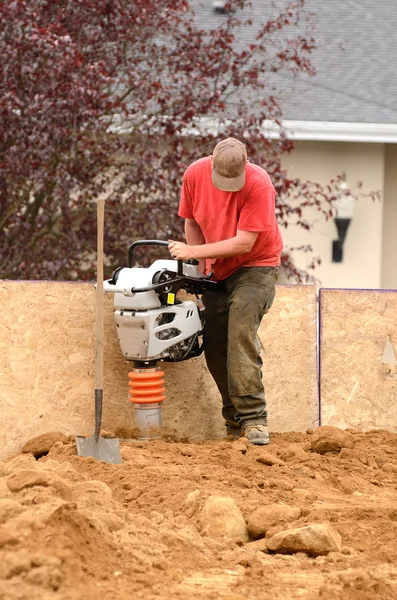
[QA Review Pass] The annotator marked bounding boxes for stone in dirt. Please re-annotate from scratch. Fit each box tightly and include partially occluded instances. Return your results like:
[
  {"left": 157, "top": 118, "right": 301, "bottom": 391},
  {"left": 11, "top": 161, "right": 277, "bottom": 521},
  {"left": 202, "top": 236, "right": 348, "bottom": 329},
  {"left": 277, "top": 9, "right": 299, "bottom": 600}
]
[
  {"left": 279, "top": 444, "right": 310, "bottom": 463},
  {"left": 21, "top": 432, "right": 69, "bottom": 458},
  {"left": 247, "top": 503, "right": 302, "bottom": 539},
  {"left": 234, "top": 440, "right": 248, "bottom": 454},
  {"left": 6, "top": 469, "right": 73, "bottom": 501},
  {"left": 184, "top": 489, "right": 202, "bottom": 518},
  {"left": 382, "top": 462, "right": 397, "bottom": 473},
  {"left": 200, "top": 496, "right": 248, "bottom": 542},
  {"left": 74, "top": 480, "right": 113, "bottom": 510},
  {"left": 310, "top": 426, "right": 356, "bottom": 455},
  {"left": 267, "top": 523, "right": 342, "bottom": 556},
  {"left": 0, "top": 454, "right": 37, "bottom": 477},
  {"left": 256, "top": 451, "right": 285, "bottom": 466},
  {"left": 0, "top": 499, "right": 25, "bottom": 525},
  {"left": 0, "top": 549, "right": 32, "bottom": 579},
  {"left": 0, "top": 528, "right": 20, "bottom": 549}
]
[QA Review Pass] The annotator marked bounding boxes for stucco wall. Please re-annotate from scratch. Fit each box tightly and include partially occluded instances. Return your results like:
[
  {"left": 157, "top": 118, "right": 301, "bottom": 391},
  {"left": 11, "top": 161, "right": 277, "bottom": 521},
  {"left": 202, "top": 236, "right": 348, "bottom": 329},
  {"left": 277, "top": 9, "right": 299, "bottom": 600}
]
[
  {"left": 281, "top": 141, "right": 385, "bottom": 289},
  {"left": 381, "top": 145, "right": 397, "bottom": 289}
]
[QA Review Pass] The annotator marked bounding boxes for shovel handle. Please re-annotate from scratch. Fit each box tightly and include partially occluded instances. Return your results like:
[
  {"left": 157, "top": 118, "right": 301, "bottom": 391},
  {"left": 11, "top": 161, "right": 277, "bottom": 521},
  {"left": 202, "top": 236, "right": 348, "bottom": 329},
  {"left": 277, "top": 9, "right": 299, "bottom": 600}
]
[
  {"left": 95, "top": 198, "right": 105, "bottom": 391},
  {"left": 95, "top": 198, "right": 105, "bottom": 439}
]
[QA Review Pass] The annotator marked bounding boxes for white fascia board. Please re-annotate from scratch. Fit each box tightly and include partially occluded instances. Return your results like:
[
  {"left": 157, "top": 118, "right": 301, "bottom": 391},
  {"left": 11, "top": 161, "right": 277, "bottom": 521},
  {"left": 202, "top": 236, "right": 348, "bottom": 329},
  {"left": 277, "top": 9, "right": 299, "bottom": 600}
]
[
  {"left": 107, "top": 114, "right": 397, "bottom": 143},
  {"left": 265, "top": 120, "right": 397, "bottom": 143},
  {"left": 182, "top": 118, "right": 397, "bottom": 143}
]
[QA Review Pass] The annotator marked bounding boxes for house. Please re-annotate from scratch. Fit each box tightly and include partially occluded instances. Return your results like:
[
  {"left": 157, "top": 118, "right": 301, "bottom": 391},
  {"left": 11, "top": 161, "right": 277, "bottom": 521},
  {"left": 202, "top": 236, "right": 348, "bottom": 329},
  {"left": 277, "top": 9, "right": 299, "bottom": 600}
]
[{"left": 193, "top": 0, "right": 397, "bottom": 289}]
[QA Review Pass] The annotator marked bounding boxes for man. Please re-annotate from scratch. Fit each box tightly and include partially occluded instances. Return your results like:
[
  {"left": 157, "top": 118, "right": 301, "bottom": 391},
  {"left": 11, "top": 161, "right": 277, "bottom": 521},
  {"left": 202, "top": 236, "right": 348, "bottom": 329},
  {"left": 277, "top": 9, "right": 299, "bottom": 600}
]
[{"left": 168, "top": 137, "right": 283, "bottom": 445}]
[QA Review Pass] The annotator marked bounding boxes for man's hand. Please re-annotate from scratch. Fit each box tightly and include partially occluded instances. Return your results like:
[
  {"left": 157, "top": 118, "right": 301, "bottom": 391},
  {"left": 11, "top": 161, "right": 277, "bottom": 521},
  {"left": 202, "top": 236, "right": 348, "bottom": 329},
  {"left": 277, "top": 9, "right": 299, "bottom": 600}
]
[{"left": 168, "top": 240, "right": 196, "bottom": 261}]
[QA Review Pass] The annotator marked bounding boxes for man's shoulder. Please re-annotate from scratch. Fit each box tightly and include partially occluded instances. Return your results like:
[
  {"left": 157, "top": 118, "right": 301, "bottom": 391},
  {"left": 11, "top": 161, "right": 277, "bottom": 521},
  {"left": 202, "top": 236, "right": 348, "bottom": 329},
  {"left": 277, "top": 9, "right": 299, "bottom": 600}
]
[
  {"left": 185, "top": 156, "right": 211, "bottom": 178},
  {"left": 246, "top": 162, "right": 274, "bottom": 188}
]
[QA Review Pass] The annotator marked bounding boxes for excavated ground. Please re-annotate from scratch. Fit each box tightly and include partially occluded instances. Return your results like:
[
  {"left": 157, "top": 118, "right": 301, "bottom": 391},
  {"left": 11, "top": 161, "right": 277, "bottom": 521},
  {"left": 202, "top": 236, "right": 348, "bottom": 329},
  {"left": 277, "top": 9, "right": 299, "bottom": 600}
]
[{"left": 1, "top": 427, "right": 397, "bottom": 600}]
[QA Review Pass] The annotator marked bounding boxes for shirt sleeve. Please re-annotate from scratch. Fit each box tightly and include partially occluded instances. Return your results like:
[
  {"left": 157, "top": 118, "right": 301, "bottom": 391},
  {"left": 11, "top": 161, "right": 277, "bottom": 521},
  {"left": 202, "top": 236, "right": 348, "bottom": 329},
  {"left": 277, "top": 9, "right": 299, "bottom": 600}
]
[
  {"left": 178, "top": 171, "right": 194, "bottom": 219},
  {"left": 237, "top": 183, "right": 277, "bottom": 232}
]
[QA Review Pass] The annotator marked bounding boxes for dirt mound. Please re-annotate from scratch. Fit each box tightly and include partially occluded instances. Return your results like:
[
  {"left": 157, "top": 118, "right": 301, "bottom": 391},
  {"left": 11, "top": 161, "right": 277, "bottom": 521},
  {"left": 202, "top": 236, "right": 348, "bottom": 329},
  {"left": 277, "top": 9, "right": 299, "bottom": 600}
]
[{"left": 1, "top": 428, "right": 397, "bottom": 599}]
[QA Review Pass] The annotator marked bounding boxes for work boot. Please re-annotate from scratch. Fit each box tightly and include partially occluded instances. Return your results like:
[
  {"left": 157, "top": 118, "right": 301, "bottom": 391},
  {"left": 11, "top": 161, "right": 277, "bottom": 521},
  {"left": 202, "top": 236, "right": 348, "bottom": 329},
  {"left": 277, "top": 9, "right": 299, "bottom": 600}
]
[{"left": 242, "top": 424, "right": 270, "bottom": 446}]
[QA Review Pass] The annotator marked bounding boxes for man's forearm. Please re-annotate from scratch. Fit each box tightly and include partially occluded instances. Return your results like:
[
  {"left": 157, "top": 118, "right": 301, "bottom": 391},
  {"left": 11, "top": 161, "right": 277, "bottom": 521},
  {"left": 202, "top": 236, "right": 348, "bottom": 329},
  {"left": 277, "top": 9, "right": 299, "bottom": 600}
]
[
  {"left": 189, "top": 236, "right": 252, "bottom": 259},
  {"left": 169, "top": 220, "right": 258, "bottom": 262}
]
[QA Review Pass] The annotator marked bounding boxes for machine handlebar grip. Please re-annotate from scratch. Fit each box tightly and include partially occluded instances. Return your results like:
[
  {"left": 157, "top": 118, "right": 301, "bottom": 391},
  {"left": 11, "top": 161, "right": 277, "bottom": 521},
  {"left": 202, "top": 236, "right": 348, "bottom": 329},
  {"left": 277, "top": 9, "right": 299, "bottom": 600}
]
[{"left": 128, "top": 240, "right": 183, "bottom": 275}]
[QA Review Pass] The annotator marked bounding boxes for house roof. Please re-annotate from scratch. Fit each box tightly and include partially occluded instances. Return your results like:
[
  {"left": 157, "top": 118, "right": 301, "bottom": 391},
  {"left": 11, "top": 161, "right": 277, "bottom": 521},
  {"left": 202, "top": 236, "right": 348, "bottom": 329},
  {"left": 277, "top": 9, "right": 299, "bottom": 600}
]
[{"left": 192, "top": 0, "right": 397, "bottom": 129}]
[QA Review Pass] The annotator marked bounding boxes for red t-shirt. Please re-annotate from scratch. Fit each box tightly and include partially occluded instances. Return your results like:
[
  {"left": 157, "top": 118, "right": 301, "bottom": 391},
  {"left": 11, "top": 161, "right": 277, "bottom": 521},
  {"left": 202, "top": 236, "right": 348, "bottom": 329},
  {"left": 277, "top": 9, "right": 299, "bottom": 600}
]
[{"left": 178, "top": 156, "right": 283, "bottom": 281}]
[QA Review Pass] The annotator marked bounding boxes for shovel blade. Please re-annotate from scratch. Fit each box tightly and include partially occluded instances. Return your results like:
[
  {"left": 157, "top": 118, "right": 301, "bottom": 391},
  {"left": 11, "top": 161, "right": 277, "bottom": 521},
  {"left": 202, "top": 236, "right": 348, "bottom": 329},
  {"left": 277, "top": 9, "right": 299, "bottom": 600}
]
[{"left": 76, "top": 435, "right": 122, "bottom": 464}]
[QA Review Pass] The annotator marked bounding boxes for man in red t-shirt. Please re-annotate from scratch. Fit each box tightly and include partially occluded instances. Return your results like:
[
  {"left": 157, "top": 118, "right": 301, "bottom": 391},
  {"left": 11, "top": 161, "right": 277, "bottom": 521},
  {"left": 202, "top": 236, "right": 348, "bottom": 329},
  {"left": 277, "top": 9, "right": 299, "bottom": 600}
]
[{"left": 168, "top": 138, "right": 283, "bottom": 445}]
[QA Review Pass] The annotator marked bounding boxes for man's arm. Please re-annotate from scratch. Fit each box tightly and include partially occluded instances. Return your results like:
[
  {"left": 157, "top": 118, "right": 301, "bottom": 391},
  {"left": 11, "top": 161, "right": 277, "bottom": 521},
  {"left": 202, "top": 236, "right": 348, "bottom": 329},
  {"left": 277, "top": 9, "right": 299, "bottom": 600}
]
[
  {"left": 184, "top": 219, "right": 206, "bottom": 272},
  {"left": 185, "top": 219, "right": 205, "bottom": 246},
  {"left": 169, "top": 229, "right": 259, "bottom": 261}
]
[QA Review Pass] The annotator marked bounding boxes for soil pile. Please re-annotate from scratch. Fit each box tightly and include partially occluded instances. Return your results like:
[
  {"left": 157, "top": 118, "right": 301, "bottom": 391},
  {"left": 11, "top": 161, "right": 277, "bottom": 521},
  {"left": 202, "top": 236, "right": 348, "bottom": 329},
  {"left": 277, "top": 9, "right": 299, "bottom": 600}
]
[{"left": 1, "top": 426, "right": 397, "bottom": 599}]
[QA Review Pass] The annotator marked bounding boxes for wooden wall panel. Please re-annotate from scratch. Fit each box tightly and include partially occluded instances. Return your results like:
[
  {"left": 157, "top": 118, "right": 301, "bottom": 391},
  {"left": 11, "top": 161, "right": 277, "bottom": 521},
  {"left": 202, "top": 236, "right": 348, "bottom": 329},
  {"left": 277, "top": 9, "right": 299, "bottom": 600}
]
[
  {"left": 0, "top": 281, "right": 318, "bottom": 459},
  {"left": 259, "top": 285, "right": 318, "bottom": 433},
  {"left": 320, "top": 289, "right": 397, "bottom": 430}
]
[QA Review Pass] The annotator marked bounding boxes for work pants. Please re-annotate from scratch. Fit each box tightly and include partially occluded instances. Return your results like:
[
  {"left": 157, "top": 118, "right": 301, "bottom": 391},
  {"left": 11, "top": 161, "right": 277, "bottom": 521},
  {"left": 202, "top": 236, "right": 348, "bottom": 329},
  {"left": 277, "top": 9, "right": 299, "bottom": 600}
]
[{"left": 202, "top": 266, "right": 279, "bottom": 429}]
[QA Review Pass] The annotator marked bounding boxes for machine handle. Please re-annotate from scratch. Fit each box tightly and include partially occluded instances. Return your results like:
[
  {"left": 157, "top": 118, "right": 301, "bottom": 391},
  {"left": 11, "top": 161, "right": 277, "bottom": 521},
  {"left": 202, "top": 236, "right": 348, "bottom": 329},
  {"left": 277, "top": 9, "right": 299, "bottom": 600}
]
[{"left": 128, "top": 239, "right": 183, "bottom": 275}]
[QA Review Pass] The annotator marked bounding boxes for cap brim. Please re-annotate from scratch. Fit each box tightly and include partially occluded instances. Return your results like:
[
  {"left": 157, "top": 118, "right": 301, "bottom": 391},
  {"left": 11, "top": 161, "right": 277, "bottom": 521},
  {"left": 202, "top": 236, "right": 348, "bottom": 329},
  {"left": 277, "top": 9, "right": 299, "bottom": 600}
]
[{"left": 212, "top": 168, "right": 246, "bottom": 192}]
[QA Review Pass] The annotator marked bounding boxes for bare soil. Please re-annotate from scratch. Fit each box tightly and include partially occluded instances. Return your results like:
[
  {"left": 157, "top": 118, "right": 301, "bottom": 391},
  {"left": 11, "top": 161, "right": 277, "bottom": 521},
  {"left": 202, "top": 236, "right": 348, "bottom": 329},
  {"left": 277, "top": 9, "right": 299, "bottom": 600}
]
[{"left": 1, "top": 428, "right": 397, "bottom": 599}]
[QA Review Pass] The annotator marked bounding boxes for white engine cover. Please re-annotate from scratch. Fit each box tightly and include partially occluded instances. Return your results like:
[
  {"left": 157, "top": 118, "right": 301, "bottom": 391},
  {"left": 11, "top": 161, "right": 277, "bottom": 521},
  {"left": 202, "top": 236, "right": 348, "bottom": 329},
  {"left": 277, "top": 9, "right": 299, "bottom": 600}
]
[{"left": 114, "top": 301, "right": 202, "bottom": 361}]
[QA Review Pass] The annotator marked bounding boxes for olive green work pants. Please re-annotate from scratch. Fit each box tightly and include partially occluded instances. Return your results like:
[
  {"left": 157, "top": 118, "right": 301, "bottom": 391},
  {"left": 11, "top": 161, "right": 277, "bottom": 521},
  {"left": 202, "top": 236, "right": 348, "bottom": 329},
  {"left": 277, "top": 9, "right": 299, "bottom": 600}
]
[{"left": 202, "top": 266, "right": 279, "bottom": 430}]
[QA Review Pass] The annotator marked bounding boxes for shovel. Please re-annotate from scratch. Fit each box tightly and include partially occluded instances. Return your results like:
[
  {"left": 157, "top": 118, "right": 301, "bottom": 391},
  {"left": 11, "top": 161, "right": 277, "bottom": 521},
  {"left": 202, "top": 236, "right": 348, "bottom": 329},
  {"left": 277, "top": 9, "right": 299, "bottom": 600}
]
[{"left": 76, "top": 198, "right": 122, "bottom": 464}]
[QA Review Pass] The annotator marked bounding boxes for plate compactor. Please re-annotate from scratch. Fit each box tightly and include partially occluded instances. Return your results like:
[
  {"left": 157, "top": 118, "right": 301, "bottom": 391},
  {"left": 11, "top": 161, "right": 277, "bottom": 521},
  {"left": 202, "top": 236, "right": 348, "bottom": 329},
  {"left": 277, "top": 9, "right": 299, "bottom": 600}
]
[{"left": 103, "top": 240, "right": 221, "bottom": 440}]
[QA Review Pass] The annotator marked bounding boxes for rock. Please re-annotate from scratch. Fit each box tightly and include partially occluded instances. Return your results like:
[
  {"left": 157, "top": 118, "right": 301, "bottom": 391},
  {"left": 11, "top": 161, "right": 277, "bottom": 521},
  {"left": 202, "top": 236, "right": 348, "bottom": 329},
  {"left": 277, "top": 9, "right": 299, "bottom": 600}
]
[
  {"left": 25, "top": 565, "right": 63, "bottom": 590},
  {"left": 184, "top": 489, "right": 202, "bottom": 518},
  {"left": 279, "top": 444, "right": 309, "bottom": 463},
  {"left": 256, "top": 451, "right": 285, "bottom": 466},
  {"left": 341, "top": 546, "right": 354, "bottom": 555},
  {"left": 229, "top": 475, "right": 251, "bottom": 489},
  {"left": 180, "top": 446, "right": 196, "bottom": 457},
  {"left": 267, "top": 523, "right": 342, "bottom": 556},
  {"left": 246, "top": 538, "right": 269, "bottom": 553},
  {"left": 310, "top": 426, "right": 355, "bottom": 455},
  {"left": 0, "top": 499, "right": 25, "bottom": 525},
  {"left": 382, "top": 462, "right": 397, "bottom": 473},
  {"left": 200, "top": 496, "right": 248, "bottom": 542},
  {"left": 234, "top": 440, "right": 248, "bottom": 454},
  {"left": 6, "top": 470, "right": 72, "bottom": 501},
  {"left": 74, "top": 480, "right": 113, "bottom": 509},
  {"left": 177, "top": 525, "right": 205, "bottom": 548},
  {"left": 21, "top": 432, "right": 69, "bottom": 457},
  {"left": 326, "top": 551, "right": 345, "bottom": 563},
  {"left": 338, "top": 448, "right": 362, "bottom": 462},
  {"left": 293, "top": 465, "right": 314, "bottom": 478},
  {"left": 247, "top": 503, "right": 302, "bottom": 539},
  {"left": 267, "top": 478, "right": 294, "bottom": 491},
  {"left": 0, "top": 528, "right": 20, "bottom": 548},
  {"left": 306, "top": 428, "right": 314, "bottom": 435},
  {"left": 0, "top": 550, "right": 32, "bottom": 579},
  {"left": 0, "top": 454, "right": 37, "bottom": 477}
]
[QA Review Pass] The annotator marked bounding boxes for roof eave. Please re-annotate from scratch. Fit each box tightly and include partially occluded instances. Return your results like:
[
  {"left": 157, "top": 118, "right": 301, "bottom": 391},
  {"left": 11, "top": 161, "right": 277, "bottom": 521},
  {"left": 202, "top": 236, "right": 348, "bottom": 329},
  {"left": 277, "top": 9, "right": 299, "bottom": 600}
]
[{"left": 267, "top": 120, "right": 397, "bottom": 143}]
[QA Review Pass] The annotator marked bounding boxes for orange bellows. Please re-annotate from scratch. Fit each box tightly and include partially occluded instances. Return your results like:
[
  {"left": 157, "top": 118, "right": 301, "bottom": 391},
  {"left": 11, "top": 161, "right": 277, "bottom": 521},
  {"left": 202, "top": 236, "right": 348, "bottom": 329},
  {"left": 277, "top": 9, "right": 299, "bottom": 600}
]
[{"left": 128, "top": 370, "right": 166, "bottom": 405}]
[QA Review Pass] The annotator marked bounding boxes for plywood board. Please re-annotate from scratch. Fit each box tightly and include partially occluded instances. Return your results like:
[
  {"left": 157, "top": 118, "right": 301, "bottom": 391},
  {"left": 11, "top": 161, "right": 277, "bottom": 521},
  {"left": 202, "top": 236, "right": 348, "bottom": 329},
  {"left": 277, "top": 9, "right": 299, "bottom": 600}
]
[
  {"left": 258, "top": 285, "right": 318, "bottom": 433},
  {"left": 320, "top": 289, "right": 397, "bottom": 430},
  {"left": 0, "top": 281, "right": 318, "bottom": 459}
]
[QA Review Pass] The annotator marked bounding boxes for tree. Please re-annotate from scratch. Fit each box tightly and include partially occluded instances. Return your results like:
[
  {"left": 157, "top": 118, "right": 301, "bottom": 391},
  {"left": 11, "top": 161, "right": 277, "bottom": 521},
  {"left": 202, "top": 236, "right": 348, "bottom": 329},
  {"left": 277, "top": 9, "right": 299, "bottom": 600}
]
[{"left": 0, "top": 0, "right": 335, "bottom": 281}]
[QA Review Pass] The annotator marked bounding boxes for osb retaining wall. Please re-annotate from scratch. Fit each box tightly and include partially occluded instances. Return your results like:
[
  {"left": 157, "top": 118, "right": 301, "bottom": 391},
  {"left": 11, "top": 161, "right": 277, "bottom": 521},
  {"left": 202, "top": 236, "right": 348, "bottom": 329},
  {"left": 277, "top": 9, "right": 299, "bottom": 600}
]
[
  {"left": 320, "top": 289, "right": 397, "bottom": 431},
  {"left": 0, "top": 281, "right": 318, "bottom": 460}
]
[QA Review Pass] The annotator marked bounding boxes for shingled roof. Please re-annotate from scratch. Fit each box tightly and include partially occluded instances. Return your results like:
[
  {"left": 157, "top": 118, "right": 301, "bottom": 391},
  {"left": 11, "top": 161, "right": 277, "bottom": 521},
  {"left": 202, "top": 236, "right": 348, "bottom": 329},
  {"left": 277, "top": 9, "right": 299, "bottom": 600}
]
[{"left": 192, "top": 0, "right": 397, "bottom": 126}]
